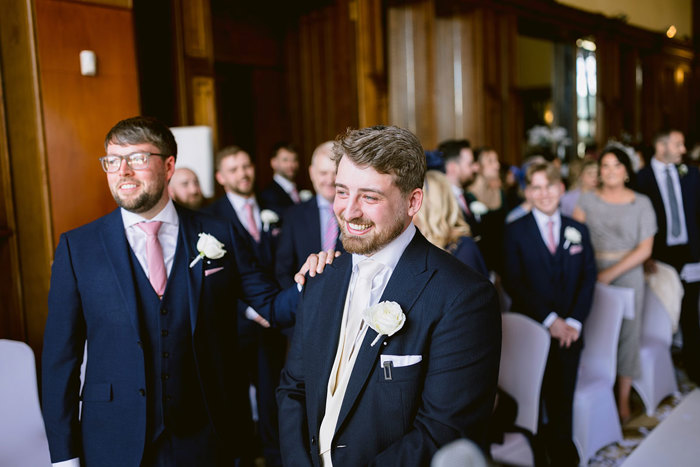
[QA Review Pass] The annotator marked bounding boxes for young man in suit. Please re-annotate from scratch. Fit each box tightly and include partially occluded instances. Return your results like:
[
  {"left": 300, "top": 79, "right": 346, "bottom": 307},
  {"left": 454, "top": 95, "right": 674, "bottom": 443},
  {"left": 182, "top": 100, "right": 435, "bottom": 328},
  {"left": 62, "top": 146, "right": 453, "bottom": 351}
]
[
  {"left": 275, "top": 141, "right": 343, "bottom": 288},
  {"left": 205, "top": 145, "right": 287, "bottom": 466},
  {"left": 637, "top": 129, "right": 700, "bottom": 385},
  {"left": 259, "top": 142, "right": 301, "bottom": 218},
  {"left": 503, "top": 162, "right": 596, "bottom": 466},
  {"left": 277, "top": 125, "right": 501, "bottom": 466},
  {"left": 438, "top": 139, "right": 479, "bottom": 234},
  {"left": 42, "top": 117, "right": 298, "bottom": 467}
]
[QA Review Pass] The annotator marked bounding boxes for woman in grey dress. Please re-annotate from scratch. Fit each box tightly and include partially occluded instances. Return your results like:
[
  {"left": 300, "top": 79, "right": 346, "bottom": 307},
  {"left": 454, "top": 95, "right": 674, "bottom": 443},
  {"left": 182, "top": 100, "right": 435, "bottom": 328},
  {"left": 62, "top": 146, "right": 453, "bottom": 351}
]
[{"left": 573, "top": 146, "right": 657, "bottom": 422}]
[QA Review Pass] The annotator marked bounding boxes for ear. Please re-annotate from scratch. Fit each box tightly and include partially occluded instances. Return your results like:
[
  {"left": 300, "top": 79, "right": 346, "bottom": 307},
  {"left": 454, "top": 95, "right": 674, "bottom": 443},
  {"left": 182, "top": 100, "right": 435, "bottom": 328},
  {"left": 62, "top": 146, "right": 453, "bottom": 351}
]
[
  {"left": 406, "top": 188, "right": 423, "bottom": 218},
  {"left": 164, "top": 156, "right": 176, "bottom": 182}
]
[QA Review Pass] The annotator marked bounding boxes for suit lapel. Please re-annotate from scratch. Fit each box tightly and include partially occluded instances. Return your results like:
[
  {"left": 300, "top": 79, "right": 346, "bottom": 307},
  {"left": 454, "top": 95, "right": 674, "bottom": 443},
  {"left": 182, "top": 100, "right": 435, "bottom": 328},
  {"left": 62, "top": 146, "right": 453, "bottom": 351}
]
[
  {"left": 335, "top": 232, "right": 434, "bottom": 433},
  {"left": 525, "top": 213, "right": 554, "bottom": 272},
  {"left": 176, "top": 206, "right": 203, "bottom": 333},
  {"left": 305, "top": 200, "right": 323, "bottom": 251},
  {"left": 99, "top": 209, "right": 141, "bottom": 336}
]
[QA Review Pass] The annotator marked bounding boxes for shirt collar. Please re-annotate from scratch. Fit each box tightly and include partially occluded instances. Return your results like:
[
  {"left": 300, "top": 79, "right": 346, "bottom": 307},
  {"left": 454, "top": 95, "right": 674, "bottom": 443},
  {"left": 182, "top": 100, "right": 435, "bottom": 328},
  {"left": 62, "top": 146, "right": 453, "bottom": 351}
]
[
  {"left": 352, "top": 222, "right": 416, "bottom": 272},
  {"left": 449, "top": 183, "right": 463, "bottom": 198},
  {"left": 316, "top": 194, "right": 332, "bottom": 210},
  {"left": 273, "top": 173, "right": 296, "bottom": 193},
  {"left": 121, "top": 199, "right": 179, "bottom": 229},
  {"left": 226, "top": 191, "right": 256, "bottom": 211},
  {"left": 651, "top": 156, "right": 675, "bottom": 173},
  {"left": 531, "top": 207, "right": 560, "bottom": 228}
]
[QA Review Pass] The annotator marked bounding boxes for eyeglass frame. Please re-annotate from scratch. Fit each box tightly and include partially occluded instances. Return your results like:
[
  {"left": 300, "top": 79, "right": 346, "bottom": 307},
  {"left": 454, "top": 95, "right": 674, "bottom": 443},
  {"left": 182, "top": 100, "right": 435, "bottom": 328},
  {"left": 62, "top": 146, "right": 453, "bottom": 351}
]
[{"left": 98, "top": 152, "right": 170, "bottom": 173}]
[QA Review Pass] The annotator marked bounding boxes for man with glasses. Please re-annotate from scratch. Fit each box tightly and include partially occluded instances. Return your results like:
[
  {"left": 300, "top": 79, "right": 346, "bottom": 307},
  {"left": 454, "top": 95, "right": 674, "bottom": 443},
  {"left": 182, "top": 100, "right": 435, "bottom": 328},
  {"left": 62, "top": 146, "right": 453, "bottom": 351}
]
[{"left": 42, "top": 116, "right": 300, "bottom": 466}]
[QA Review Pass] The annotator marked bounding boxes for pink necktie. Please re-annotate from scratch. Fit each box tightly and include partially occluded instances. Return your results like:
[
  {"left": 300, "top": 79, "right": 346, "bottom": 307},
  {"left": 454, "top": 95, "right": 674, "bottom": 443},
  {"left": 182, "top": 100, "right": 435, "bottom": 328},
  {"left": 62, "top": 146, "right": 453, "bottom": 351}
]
[
  {"left": 137, "top": 221, "right": 167, "bottom": 297},
  {"left": 547, "top": 220, "right": 557, "bottom": 254},
  {"left": 458, "top": 193, "right": 471, "bottom": 216},
  {"left": 322, "top": 206, "right": 338, "bottom": 251},
  {"left": 244, "top": 201, "right": 260, "bottom": 242},
  {"left": 290, "top": 187, "right": 301, "bottom": 204}
]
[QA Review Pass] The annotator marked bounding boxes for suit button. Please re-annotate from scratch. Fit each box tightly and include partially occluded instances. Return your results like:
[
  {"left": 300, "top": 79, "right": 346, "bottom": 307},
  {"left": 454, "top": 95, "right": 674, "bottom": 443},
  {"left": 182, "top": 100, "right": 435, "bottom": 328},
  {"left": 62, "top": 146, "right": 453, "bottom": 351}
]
[
  {"left": 160, "top": 308, "right": 168, "bottom": 315},
  {"left": 138, "top": 388, "right": 146, "bottom": 396},
  {"left": 161, "top": 329, "right": 168, "bottom": 337},
  {"left": 162, "top": 373, "right": 170, "bottom": 381},
  {"left": 166, "top": 395, "right": 173, "bottom": 401},
  {"left": 311, "top": 436, "right": 316, "bottom": 445},
  {"left": 162, "top": 352, "right": 169, "bottom": 358}
]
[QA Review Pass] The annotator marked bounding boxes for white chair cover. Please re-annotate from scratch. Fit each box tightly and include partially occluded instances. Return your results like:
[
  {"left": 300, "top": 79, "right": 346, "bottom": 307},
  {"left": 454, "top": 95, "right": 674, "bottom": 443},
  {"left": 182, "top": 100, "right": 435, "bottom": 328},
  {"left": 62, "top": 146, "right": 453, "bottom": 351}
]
[
  {"left": 633, "top": 287, "right": 679, "bottom": 416},
  {"left": 0, "top": 339, "right": 52, "bottom": 466},
  {"left": 573, "top": 283, "right": 626, "bottom": 465},
  {"left": 491, "top": 313, "right": 550, "bottom": 467}
]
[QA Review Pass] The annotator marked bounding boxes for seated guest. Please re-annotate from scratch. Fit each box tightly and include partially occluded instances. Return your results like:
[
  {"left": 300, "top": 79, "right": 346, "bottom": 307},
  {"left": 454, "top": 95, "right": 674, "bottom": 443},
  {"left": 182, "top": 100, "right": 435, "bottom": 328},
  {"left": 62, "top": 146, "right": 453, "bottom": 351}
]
[
  {"left": 276, "top": 142, "right": 343, "bottom": 288},
  {"left": 205, "top": 146, "right": 287, "bottom": 466},
  {"left": 437, "top": 139, "right": 480, "bottom": 234},
  {"left": 414, "top": 170, "right": 488, "bottom": 277},
  {"left": 467, "top": 147, "right": 507, "bottom": 274},
  {"left": 168, "top": 167, "right": 205, "bottom": 209},
  {"left": 505, "top": 155, "right": 546, "bottom": 224},
  {"left": 573, "top": 146, "right": 656, "bottom": 422},
  {"left": 560, "top": 157, "right": 598, "bottom": 217},
  {"left": 260, "top": 142, "right": 301, "bottom": 218},
  {"left": 503, "top": 162, "right": 597, "bottom": 466}
]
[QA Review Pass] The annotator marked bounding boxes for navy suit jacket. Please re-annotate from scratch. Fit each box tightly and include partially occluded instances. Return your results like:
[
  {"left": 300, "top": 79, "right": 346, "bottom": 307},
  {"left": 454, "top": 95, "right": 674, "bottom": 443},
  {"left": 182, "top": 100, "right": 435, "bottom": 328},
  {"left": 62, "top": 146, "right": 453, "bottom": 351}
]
[
  {"left": 503, "top": 212, "right": 596, "bottom": 324},
  {"left": 260, "top": 180, "right": 296, "bottom": 219},
  {"left": 637, "top": 164, "right": 700, "bottom": 265},
  {"left": 277, "top": 230, "right": 501, "bottom": 466},
  {"left": 42, "top": 205, "right": 297, "bottom": 465},
  {"left": 275, "top": 198, "right": 344, "bottom": 288}
]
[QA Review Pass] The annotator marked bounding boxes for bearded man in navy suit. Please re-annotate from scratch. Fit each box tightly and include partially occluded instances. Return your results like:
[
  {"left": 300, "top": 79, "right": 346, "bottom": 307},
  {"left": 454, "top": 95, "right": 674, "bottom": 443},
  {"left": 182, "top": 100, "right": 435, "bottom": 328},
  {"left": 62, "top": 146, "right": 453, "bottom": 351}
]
[
  {"left": 503, "top": 162, "right": 596, "bottom": 466},
  {"left": 277, "top": 125, "right": 500, "bottom": 466},
  {"left": 42, "top": 117, "right": 299, "bottom": 466}
]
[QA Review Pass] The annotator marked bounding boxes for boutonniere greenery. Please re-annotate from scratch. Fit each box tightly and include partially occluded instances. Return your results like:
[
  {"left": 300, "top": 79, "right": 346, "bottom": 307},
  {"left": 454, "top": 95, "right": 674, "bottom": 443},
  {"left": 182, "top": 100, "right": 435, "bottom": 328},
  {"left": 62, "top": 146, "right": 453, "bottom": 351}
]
[
  {"left": 363, "top": 301, "right": 406, "bottom": 346},
  {"left": 189, "top": 233, "right": 227, "bottom": 268},
  {"left": 678, "top": 163, "right": 688, "bottom": 178},
  {"left": 469, "top": 201, "right": 488, "bottom": 222},
  {"left": 260, "top": 209, "right": 279, "bottom": 232},
  {"left": 563, "top": 226, "right": 582, "bottom": 250}
]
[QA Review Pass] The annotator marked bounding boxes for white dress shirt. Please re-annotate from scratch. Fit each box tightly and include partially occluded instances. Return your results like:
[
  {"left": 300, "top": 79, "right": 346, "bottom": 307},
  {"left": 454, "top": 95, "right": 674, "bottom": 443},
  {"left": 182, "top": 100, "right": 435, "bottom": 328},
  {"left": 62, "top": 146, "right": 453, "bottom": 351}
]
[
  {"left": 273, "top": 173, "right": 298, "bottom": 199},
  {"left": 319, "top": 223, "right": 416, "bottom": 466},
  {"left": 650, "top": 157, "right": 688, "bottom": 246},
  {"left": 531, "top": 208, "right": 581, "bottom": 333},
  {"left": 53, "top": 202, "right": 179, "bottom": 467},
  {"left": 226, "top": 191, "right": 261, "bottom": 234}
]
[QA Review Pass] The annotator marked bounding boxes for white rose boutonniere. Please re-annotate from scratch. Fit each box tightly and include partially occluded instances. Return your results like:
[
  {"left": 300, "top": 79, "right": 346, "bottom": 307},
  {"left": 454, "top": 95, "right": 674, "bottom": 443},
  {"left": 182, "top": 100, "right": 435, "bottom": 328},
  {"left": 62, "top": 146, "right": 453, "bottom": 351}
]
[
  {"left": 679, "top": 164, "right": 688, "bottom": 178},
  {"left": 469, "top": 201, "right": 488, "bottom": 222},
  {"left": 260, "top": 209, "right": 279, "bottom": 232},
  {"left": 189, "top": 233, "right": 227, "bottom": 268},
  {"left": 363, "top": 301, "right": 406, "bottom": 346},
  {"left": 563, "top": 226, "right": 582, "bottom": 250},
  {"left": 299, "top": 189, "right": 314, "bottom": 202}
]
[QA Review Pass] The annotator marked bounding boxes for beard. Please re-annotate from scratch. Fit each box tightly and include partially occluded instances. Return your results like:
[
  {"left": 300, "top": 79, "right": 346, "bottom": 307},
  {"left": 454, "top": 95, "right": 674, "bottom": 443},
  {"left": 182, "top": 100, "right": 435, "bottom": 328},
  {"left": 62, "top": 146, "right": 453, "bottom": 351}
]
[
  {"left": 111, "top": 176, "right": 166, "bottom": 214},
  {"left": 228, "top": 178, "right": 254, "bottom": 197},
  {"left": 339, "top": 212, "right": 406, "bottom": 256}
]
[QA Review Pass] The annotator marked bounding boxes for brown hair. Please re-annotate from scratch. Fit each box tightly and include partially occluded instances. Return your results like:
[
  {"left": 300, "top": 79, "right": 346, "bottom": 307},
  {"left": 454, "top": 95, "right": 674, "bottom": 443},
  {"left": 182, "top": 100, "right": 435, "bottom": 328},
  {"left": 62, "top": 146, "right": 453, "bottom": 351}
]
[
  {"left": 525, "top": 162, "right": 561, "bottom": 186},
  {"left": 104, "top": 116, "right": 177, "bottom": 159},
  {"left": 331, "top": 125, "right": 426, "bottom": 194},
  {"left": 215, "top": 145, "right": 249, "bottom": 171}
]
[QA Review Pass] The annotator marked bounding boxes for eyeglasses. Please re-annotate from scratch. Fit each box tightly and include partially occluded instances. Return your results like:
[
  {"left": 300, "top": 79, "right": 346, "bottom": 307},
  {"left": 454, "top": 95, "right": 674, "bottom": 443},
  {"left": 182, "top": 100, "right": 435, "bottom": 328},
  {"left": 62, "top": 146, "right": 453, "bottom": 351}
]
[{"left": 99, "top": 152, "right": 168, "bottom": 173}]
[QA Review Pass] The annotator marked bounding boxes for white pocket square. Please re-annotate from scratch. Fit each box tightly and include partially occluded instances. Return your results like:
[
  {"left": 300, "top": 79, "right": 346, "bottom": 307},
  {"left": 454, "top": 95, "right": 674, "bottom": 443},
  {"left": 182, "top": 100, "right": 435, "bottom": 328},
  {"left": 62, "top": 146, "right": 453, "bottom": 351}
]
[
  {"left": 380, "top": 354, "right": 422, "bottom": 368},
  {"left": 204, "top": 267, "right": 224, "bottom": 277}
]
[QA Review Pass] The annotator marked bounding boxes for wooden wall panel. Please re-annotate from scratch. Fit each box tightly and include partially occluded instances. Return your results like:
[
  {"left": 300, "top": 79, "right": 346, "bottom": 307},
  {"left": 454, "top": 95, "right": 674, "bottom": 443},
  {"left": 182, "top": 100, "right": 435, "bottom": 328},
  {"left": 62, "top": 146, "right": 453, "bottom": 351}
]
[{"left": 35, "top": 0, "right": 140, "bottom": 245}]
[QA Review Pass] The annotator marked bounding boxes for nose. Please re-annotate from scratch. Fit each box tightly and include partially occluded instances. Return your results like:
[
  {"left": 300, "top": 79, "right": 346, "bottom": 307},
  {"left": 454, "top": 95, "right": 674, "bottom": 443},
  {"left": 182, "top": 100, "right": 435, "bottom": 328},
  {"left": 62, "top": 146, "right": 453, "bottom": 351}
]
[
  {"left": 343, "top": 195, "right": 363, "bottom": 220},
  {"left": 117, "top": 157, "right": 134, "bottom": 176}
]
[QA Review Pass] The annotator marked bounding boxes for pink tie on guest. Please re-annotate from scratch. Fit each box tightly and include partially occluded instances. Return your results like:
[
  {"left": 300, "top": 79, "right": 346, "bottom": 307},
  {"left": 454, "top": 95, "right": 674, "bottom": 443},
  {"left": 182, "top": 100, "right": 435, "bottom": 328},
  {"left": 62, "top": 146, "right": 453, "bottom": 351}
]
[
  {"left": 547, "top": 219, "right": 557, "bottom": 254},
  {"left": 458, "top": 193, "right": 471, "bottom": 216},
  {"left": 322, "top": 205, "right": 338, "bottom": 251},
  {"left": 244, "top": 201, "right": 260, "bottom": 242},
  {"left": 137, "top": 221, "right": 167, "bottom": 297},
  {"left": 290, "top": 187, "right": 301, "bottom": 204}
]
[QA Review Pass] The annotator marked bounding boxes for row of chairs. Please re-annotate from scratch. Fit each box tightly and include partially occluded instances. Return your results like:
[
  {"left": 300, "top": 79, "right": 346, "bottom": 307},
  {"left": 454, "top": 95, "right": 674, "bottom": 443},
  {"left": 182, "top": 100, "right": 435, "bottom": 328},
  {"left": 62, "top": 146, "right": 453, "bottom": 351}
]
[{"left": 491, "top": 284, "right": 679, "bottom": 466}]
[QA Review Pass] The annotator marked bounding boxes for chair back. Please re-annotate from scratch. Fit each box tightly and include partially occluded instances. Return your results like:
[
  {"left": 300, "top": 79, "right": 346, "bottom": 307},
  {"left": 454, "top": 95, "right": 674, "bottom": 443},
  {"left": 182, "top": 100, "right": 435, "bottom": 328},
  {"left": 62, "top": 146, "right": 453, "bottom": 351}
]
[
  {"left": 577, "top": 283, "right": 627, "bottom": 385},
  {"left": 0, "top": 339, "right": 51, "bottom": 466},
  {"left": 641, "top": 287, "right": 673, "bottom": 346},
  {"left": 499, "top": 313, "right": 550, "bottom": 433}
]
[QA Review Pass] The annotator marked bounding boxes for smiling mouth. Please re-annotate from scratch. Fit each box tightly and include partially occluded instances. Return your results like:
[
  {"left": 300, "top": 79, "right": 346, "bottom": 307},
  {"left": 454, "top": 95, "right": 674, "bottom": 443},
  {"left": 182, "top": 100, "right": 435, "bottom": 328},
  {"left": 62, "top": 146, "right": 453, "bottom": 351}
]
[
  {"left": 119, "top": 182, "right": 139, "bottom": 190},
  {"left": 346, "top": 221, "right": 372, "bottom": 235}
]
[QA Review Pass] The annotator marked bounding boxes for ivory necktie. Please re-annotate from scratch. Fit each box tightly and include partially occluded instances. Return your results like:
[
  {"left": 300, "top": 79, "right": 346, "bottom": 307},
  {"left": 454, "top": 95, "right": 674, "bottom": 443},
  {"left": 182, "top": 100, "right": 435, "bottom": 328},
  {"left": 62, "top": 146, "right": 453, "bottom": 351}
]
[
  {"left": 290, "top": 187, "right": 301, "bottom": 203},
  {"left": 244, "top": 201, "right": 260, "bottom": 242},
  {"left": 331, "top": 259, "right": 385, "bottom": 394},
  {"left": 137, "top": 221, "right": 167, "bottom": 297},
  {"left": 666, "top": 167, "right": 681, "bottom": 237},
  {"left": 546, "top": 219, "right": 557, "bottom": 254},
  {"left": 323, "top": 205, "right": 339, "bottom": 251}
]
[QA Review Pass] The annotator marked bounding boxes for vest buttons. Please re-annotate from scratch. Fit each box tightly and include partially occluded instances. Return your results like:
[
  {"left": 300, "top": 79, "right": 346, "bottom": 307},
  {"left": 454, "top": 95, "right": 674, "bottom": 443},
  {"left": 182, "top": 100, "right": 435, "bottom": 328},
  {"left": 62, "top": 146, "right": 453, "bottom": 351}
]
[
  {"left": 160, "top": 308, "right": 168, "bottom": 315},
  {"left": 162, "top": 351, "right": 169, "bottom": 358},
  {"left": 162, "top": 373, "right": 170, "bottom": 381},
  {"left": 138, "top": 388, "right": 146, "bottom": 396},
  {"left": 161, "top": 329, "right": 169, "bottom": 337},
  {"left": 311, "top": 436, "right": 316, "bottom": 445}
]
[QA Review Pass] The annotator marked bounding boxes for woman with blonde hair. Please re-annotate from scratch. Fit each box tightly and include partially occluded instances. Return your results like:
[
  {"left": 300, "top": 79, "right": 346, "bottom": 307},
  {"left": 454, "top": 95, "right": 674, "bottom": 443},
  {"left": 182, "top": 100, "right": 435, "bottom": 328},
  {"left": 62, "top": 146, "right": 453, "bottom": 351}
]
[{"left": 415, "top": 170, "right": 488, "bottom": 276}]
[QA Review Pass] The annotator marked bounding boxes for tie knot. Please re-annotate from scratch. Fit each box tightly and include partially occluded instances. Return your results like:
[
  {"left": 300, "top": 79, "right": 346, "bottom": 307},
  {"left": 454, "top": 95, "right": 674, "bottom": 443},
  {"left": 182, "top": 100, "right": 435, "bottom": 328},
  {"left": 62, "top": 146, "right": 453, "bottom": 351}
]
[
  {"left": 356, "top": 259, "right": 385, "bottom": 282},
  {"left": 137, "top": 221, "right": 163, "bottom": 236}
]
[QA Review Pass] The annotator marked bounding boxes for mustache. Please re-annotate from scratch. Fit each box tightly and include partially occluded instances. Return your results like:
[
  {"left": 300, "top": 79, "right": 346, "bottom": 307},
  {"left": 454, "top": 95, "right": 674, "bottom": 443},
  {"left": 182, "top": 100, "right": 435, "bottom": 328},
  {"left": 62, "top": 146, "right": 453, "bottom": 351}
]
[{"left": 340, "top": 215, "right": 373, "bottom": 226}]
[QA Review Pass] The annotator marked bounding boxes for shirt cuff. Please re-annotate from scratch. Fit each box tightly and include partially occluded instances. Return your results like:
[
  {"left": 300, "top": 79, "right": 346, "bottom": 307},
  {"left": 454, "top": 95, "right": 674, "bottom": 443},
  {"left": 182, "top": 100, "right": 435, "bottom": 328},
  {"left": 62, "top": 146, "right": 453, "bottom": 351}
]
[
  {"left": 565, "top": 318, "right": 582, "bottom": 333},
  {"left": 245, "top": 306, "right": 261, "bottom": 321},
  {"left": 543, "top": 312, "right": 558, "bottom": 329},
  {"left": 53, "top": 459, "right": 80, "bottom": 467}
]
